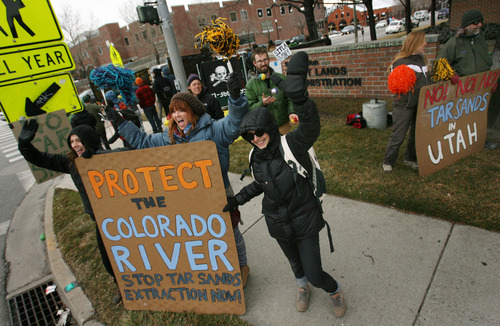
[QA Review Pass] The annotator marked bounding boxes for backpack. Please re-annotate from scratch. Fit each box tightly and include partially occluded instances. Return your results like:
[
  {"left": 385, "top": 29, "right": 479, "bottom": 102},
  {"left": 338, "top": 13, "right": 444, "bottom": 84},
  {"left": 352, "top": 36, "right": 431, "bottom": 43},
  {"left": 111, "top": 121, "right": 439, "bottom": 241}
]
[{"left": 242, "top": 135, "right": 333, "bottom": 252}]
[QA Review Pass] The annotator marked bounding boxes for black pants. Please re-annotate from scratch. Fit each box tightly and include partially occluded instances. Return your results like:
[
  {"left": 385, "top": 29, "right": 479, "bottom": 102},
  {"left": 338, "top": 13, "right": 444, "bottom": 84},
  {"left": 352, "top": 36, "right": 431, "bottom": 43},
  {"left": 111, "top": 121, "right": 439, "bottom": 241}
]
[{"left": 276, "top": 233, "right": 338, "bottom": 293}]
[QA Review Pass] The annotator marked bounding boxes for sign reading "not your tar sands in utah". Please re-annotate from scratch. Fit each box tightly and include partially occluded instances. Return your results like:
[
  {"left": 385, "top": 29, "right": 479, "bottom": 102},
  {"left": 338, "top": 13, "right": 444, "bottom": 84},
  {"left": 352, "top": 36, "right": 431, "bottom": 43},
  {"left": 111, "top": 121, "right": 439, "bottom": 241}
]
[
  {"left": 76, "top": 141, "right": 245, "bottom": 315},
  {"left": 416, "top": 69, "right": 499, "bottom": 177}
]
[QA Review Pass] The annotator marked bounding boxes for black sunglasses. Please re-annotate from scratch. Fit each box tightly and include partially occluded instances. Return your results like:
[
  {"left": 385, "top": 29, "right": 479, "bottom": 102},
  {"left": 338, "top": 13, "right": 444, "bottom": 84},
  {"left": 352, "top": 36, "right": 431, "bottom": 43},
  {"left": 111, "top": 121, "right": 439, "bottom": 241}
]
[
  {"left": 471, "top": 20, "right": 483, "bottom": 25},
  {"left": 242, "top": 129, "right": 265, "bottom": 142}
]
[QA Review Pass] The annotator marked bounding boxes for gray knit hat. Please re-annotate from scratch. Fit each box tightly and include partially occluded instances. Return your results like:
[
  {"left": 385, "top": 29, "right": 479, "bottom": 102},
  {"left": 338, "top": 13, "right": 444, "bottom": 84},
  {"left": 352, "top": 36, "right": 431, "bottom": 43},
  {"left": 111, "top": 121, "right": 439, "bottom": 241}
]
[
  {"left": 461, "top": 9, "right": 483, "bottom": 28},
  {"left": 171, "top": 92, "right": 206, "bottom": 117}
]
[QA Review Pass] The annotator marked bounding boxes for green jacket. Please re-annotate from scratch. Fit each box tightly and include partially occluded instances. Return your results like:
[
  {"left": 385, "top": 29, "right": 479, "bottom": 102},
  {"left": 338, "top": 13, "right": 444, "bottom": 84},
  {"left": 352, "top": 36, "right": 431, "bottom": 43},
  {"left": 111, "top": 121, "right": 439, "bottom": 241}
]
[
  {"left": 245, "top": 70, "right": 294, "bottom": 127},
  {"left": 438, "top": 34, "right": 492, "bottom": 77}
]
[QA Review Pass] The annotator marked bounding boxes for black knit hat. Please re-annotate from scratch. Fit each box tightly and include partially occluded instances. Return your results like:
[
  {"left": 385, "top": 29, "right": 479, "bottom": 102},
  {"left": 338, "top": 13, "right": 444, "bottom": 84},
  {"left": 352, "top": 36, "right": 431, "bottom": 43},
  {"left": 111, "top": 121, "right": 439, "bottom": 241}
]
[
  {"left": 187, "top": 73, "right": 201, "bottom": 86},
  {"left": 171, "top": 92, "right": 206, "bottom": 117},
  {"left": 67, "top": 125, "right": 100, "bottom": 152},
  {"left": 461, "top": 9, "right": 483, "bottom": 28}
]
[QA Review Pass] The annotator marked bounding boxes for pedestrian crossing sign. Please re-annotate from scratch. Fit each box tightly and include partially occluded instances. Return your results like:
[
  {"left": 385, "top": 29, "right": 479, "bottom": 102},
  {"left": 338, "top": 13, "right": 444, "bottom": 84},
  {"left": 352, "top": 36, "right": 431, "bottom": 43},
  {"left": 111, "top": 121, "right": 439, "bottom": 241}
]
[
  {"left": 0, "top": 0, "right": 64, "bottom": 51},
  {"left": 109, "top": 44, "right": 123, "bottom": 67}
]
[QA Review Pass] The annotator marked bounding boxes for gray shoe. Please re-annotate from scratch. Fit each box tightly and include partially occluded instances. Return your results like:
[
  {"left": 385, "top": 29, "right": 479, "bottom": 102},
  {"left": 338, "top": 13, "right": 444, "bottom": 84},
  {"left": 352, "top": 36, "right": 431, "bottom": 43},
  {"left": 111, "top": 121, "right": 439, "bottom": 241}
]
[
  {"left": 296, "top": 284, "right": 310, "bottom": 312},
  {"left": 403, "top": 160, "right": 419, "bottom": 170},
  {"left": 383, "top": 164, "right": 393, "bottom": 172},
  {"left": 330, "top": 290, "right": 346, "bottom": 317}
]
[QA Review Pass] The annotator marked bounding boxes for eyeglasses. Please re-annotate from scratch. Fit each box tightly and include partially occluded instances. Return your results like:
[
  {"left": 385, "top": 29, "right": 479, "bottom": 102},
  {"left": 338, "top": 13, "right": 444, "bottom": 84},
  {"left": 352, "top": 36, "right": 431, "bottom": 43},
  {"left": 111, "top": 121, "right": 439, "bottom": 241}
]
[
  {"left": 242, "top": 129, "right": 265, "bottom": 142},
  {"left": 254, "top": 58, "right": 269, "bottom": 65},
  {"left": 471, "top": 20, "right": 483, "bottom": 25}
]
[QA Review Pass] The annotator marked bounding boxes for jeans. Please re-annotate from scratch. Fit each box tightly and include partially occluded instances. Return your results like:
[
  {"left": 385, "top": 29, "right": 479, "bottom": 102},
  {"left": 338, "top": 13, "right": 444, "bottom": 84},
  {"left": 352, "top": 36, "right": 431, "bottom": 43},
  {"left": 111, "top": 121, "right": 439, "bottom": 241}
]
[
  {"left": 276, "top": 234, "right": 338, "bottom": 293},
  {"left": 143, "top": 105, "right": 163, "bottom": 133},
  {"left": 384, "top": 107, "right": 417, "bottom": 165}
]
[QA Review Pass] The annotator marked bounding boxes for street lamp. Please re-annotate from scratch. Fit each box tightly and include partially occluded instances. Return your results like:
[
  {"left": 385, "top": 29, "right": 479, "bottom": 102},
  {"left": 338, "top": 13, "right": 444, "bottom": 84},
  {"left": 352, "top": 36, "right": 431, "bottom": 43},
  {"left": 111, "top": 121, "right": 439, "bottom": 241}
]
[{"left": 275, "top": 19, "right": 280, "bottom": 40}]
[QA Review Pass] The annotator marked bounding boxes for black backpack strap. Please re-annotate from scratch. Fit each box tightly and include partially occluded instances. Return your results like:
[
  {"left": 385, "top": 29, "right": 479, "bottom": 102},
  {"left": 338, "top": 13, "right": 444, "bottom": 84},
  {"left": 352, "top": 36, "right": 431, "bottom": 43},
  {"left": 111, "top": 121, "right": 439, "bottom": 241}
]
[{"left": 325, "top": 220, "right": 334, "bottom": 253}]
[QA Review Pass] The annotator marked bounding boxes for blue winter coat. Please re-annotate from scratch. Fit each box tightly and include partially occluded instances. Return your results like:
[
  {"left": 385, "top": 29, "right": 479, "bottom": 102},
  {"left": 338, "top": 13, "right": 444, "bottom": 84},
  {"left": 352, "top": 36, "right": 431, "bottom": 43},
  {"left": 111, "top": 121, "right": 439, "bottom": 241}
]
[{"left": 118, "top": 96, "right": 249, "bottom": 187}]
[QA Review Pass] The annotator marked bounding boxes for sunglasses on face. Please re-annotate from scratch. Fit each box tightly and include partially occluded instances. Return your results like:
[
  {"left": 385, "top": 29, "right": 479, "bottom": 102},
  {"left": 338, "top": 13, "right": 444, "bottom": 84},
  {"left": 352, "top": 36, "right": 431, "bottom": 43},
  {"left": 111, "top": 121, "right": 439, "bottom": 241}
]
[
  {"left": 471, "top": 20, "right": 483, "bottom": 25},
  {"left": 242, "top": 129, "right": 265, "bottom": 142}
]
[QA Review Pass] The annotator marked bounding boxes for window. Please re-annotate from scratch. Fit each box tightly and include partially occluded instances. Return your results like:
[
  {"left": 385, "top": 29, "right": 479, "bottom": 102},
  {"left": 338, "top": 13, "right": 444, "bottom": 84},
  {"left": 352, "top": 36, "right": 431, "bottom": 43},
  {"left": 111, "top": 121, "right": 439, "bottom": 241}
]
[
  {"left": 288, "top": 6, "right": 293, "bottom": 13},
  {"left": 347, "top": 12, "right": 350, "bottom": 17},
  {"left": 266, "top": 8, "right": 272, "bottom": 17},
  {"left": 261, "top": 20, "right": 273, "bottom": 33},
  {"left": 230, "top": 11, "right": 237, "bottom": 22},
  {"left": 81, "top": 50, "right": 89, "bottom": 59},
  {"left": 341, "top": 12, "right": 344, "bottom": 18},
  {"left": 135, "top": 33, "right": 140, "bottom": 42},
  {"left": 197, "top": 16, "right": 206, "bottom": 26},
  {"left": 241, "top": 10, "right": 248, "bottom": 21},
  {"left": 151, "top": 27, "right": 157, "bottom": 38},
  {"left": 142, "top": 30, "right": 148, "bottom": 40},
  {"left": 335, "top": 14, "right": 338, "bottom": 19},
  {"left": 97, "top": 46, "right": 102, "bottom": 55},
  {"left": 124, "top": 37, "right": 129, "bottom": 46},
  {"left": 280, "top": 6, "right": 285, "bottom": 15},
  {"left": 257, "top": 9, "right": 263, "bottom": 18},
  {"left": 239, "top": 32, "right": 255, "bottom": 44}
]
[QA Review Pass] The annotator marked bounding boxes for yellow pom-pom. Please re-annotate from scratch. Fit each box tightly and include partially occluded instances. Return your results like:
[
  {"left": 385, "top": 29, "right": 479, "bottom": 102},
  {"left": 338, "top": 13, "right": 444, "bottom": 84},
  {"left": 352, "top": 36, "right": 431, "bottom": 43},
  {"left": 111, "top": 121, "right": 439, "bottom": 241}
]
[
  {"left": 431, "top": 58, "right": 455, "bottom": 82},
  {"left": 260, "top": 73, "right": 266, "bottom": 80},
  {"left": 195, "top": 17, "right": 240, "bottom": 59}
]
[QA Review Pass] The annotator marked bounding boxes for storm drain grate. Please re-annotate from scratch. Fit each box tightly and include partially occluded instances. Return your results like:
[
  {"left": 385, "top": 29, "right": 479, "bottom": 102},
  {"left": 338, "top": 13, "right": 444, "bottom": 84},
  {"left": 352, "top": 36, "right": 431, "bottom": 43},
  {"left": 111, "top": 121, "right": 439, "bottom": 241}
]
[{"left": 7, "top": 281, "right": 73, "bottom": 326}]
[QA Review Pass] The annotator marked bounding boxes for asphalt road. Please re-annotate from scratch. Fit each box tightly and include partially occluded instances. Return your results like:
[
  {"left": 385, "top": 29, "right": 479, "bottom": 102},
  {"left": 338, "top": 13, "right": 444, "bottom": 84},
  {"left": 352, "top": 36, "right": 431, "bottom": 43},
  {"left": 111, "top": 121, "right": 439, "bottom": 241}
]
[{"left": 0, "top": 120, "right": 35, "bottom": 325}]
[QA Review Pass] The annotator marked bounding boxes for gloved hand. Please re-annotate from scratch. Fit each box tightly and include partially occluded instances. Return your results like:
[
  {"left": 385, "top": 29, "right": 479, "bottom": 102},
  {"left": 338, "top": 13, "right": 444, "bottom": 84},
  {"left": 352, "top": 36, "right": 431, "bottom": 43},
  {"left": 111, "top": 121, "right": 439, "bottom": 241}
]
[
  {"left": 109, "top": 109, "right": 126, "bottom": 128},
  {"left": 270, "top": 51, "right": 309, "bottom": 105},
  {"left": 82, "top": 148, "right": 96, "bottom": 159},
  {"left": 18, "top": 119, "right": 39, "bottom": 147},
  {"left": 227, "top": 73, "right": 242, "bottom": 100},
  {"left": 223, "top": 196, "right": 239, "bottom": 212}
]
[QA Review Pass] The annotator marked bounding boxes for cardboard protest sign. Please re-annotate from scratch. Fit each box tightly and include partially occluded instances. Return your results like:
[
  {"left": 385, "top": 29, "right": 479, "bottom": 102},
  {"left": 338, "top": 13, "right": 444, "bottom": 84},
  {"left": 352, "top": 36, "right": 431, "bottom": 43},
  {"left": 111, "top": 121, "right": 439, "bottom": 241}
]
[
  {"left": 416, "top": 69, "right": 499, "bottom": 176},
  {"left": 11, "top": 109, "right": 70, "bottom": 183},
  {"left": 76, "top": 141, "right": 245, "bottom": 315}
]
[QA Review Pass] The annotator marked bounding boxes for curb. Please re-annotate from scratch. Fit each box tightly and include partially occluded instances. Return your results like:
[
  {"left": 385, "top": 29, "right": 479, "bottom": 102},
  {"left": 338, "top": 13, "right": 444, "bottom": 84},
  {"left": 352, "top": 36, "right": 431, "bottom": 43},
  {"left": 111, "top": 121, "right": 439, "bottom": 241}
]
[{"left": 44, "top": 184, "right": 103, "bottom": 326}]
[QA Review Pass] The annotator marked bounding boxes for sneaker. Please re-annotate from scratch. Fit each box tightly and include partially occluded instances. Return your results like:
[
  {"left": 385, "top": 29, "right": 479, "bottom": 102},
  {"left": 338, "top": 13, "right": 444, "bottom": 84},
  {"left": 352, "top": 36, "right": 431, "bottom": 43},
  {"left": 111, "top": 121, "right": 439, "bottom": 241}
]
[
  {"left": 485, "top": 141, "right": 499, "bottom": 150},
  {"left": 403, "top": 160, "right": 419, "bottom": 170},
  {"left": 296, "top": 284, "right": 311, "bottom": 312},
  {"left": 330, "top": 290, "right": 346, "bottom": 317},
  {"left": 112, "top": 287, "right": 122, "bottom": 304},
  {"left": 383, "top": 164, "right": 393, "bottom": 173},
  {"left": 240, "top": 265, "right": 250, "bottom": 288}
]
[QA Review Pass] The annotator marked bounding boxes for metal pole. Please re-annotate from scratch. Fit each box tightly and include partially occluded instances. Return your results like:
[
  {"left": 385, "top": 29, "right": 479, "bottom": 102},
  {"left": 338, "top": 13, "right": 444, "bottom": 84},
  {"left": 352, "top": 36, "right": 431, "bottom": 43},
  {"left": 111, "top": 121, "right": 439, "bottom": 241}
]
[
  {"left": 353, "top": 0, "right": 358, "bottom": 43},
  {"left": 156, "top": 0, "right": 187, "bottom": 91}
]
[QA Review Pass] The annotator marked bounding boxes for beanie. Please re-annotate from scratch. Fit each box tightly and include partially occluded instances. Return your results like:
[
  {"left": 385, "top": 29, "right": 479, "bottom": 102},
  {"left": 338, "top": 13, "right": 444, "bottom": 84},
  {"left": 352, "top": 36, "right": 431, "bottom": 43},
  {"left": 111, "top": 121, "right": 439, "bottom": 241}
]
[
  {"left": 104, "top": 90, "right": 117, "bottom": 102},
  {"left": 171, "top": 92, "right": 205, "bottom": 117},
  {"left": 82, "top": 95, "right": 91, "bottom": 103},
  {"left": 67, "top": 125, "right": 100, "bottom": 152},
  {"left": 135, "top": 77, "right": 143, "bottom": 85},
  {"left": 187, "top": 73, "right": 201, "bottom": 86},
  {"left": 461, "top": 9, "right": 483, "bottom": 28}
]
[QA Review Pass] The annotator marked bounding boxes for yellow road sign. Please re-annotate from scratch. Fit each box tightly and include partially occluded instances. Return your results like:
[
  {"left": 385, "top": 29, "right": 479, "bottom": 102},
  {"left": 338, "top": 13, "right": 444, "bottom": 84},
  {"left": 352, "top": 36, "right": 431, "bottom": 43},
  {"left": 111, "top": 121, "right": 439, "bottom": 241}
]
[
  {"left": 0, "top": 42, "right": 75, "bottom": 84},
  {"left": 0, "top": 72, "right": 82, "bottom": 123},
  {"left": 0, "top": 0, "right": 63, "bottom": 51},
  {"left": 109, "top": 44, "right": 123, "bottom": 67}
]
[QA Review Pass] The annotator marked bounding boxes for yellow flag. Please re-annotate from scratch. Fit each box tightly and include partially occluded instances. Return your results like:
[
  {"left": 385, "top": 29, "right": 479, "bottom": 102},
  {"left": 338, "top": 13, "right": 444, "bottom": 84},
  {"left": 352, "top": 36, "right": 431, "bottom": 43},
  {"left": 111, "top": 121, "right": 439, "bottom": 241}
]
[{"left": 109, "top": 44, "right": 123, "bottom": 67}]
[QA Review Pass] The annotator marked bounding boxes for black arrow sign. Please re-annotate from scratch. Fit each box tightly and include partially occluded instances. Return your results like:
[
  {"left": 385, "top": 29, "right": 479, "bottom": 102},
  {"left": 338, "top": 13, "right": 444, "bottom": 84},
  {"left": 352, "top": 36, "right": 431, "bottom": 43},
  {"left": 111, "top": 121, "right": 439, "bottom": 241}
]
[{"left": 25, "top": 82, "right": 61, "bottom": 117}]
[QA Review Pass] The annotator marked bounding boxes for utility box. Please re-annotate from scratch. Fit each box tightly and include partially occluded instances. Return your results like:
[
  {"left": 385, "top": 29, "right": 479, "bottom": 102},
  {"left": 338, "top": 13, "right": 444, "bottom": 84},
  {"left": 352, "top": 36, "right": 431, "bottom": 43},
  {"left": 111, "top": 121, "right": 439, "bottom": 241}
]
[{"left": 363, "top": 99, "right": 387, "bottom": 129}]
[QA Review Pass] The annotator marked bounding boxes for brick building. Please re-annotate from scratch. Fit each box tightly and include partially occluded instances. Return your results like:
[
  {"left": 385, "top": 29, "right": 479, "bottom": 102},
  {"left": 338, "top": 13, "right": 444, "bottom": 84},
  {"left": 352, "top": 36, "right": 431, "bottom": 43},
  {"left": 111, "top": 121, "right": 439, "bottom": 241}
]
[
  {"left": 326, "top": 3, "right": 393, "bottom": 31},
  {"left": 69, "top": 0, "right": 325, "bottom": 78},
  {"left": 448, "top": 0, "right": 499, "bottom": 28}
]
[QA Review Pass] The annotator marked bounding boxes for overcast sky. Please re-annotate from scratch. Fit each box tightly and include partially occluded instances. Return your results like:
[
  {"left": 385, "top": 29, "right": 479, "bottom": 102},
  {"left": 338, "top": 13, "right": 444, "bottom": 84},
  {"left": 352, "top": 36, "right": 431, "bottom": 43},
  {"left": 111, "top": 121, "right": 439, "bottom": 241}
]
[{"left": 49, "top": 0, "right": 397, "bottom": 30}]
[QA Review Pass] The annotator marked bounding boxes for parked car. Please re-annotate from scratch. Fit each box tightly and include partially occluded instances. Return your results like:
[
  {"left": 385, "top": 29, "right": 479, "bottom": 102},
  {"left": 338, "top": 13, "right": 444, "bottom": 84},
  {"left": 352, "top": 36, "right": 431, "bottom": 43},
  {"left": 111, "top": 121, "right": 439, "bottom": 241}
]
[
  {"left": 375, "top": 20, "right": 388, "bottom": 28},
  {"left": 386, "top": 20, "right": 405, "bottom": 34},
  {"left": 290, "top": 34, "right": 305, "bottom": 44},
  {"left": 413, "top": 10, "right": 429, "bottom": 21},
  {"left": 341, "top": 25, "right": 354, "bottom": 34},
  {"left": 402, "top": 17, "right": 420, "bottom": 28},
  {"left": 437, "top": 8, "right": 449, "bottom": 19},
  {"left": 329, "top": 30, "right": 341, "bottom": 37}
]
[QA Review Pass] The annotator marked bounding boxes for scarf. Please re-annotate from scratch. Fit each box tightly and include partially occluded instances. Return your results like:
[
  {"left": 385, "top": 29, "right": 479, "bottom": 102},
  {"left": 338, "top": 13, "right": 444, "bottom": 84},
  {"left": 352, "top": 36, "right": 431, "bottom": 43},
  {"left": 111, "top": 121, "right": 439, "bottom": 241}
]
[{"left": 173, "top": 123, "right": 193, "bottom": 143}]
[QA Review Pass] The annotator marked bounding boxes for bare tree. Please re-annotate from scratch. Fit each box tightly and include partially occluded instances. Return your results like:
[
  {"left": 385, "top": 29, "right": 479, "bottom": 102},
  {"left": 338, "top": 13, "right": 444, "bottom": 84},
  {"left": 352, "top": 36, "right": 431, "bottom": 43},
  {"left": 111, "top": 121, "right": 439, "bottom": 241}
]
[
  {"left": 58, "top": 5, "right": 95, "bottom": 78},
  {"left": 120, "top": 0, "right": 143, "bottom": 25},
  {"left": 274, "top": 0, "right": 321, "bottom": 41}
]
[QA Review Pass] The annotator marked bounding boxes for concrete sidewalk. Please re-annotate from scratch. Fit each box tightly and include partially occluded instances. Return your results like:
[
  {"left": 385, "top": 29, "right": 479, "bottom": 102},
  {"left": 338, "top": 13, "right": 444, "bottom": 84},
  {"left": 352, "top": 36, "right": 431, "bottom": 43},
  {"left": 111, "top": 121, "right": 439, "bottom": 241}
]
[{"left": 5, "top": 170, "right": 499, "bottom": 325}]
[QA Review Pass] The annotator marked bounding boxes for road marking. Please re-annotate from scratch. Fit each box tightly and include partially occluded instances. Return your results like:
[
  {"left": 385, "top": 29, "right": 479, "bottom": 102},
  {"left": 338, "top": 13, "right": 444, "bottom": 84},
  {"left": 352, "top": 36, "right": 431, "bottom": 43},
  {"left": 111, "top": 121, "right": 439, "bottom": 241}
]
[
  {"left": 17, "top": 170, "right": 35, "bottom": 192},
  {"left": 9, "top": 156, "right": 24, "bottom": 163},
  {"left": 0, "top": 220, "right": 10, "bottom": 236}
]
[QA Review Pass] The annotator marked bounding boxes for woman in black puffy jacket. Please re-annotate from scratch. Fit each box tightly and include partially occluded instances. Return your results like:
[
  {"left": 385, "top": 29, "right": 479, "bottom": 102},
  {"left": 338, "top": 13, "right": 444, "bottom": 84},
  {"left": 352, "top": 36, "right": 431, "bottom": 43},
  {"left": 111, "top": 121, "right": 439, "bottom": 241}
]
[{"left": 224, "top": 52, "right": 346, "bottom": 318}]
